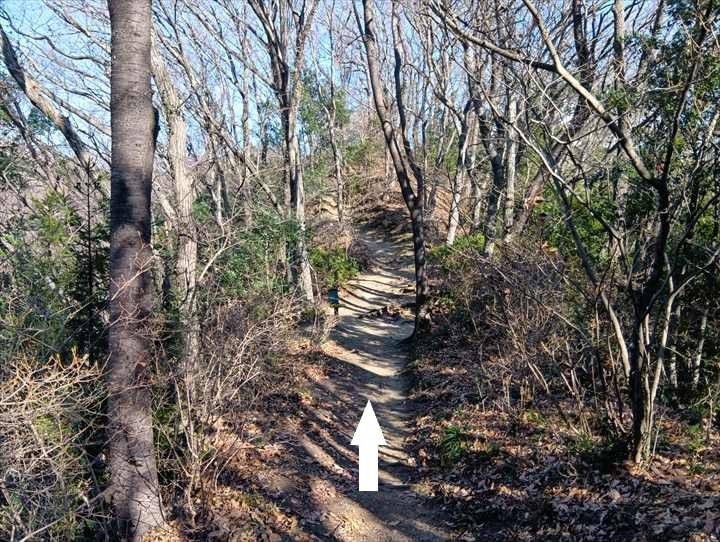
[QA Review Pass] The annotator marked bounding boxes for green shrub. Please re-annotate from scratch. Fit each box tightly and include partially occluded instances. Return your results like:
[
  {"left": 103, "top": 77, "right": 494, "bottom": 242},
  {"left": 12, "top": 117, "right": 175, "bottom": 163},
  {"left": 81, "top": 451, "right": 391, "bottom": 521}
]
[
  {"left": 570, "top": 434, "right": 628, "bottom": 472},
  {"left": 1, "top": 190, "right": 108, "bottom": 361},
  {"left": 522, "top": 409, "right": 547, "bottom": 426},
  {"left": 439, "top": 425, "right": 469, "bottom": 466},
  {"left": 217, "top": 212, "right": 297, "bottom": 298},
  {"left": 309, "top": 246, "right": 359, "bottom": 289},
  {"left": 686, "top": 424, "right": 707, "bottom": 454},
  {"left": 570, "top": 432, "right": 596, "bottom": 454},
  {"left": 428, "top": 233, "right": 485, "bottom": 273}
]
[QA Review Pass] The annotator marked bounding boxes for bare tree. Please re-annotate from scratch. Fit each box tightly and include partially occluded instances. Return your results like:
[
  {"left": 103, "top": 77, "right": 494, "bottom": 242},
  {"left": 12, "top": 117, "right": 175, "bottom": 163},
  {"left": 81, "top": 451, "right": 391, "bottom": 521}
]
[
  {"left": 434, "top": 0, "right": 596, "bottom": 244},
  {"left": 437, "top": 0, "right": 720, "bottom": 462},
  {"left": 502, "top": 92, "right": 517, "bottom": 242},
  {"left": 150, "top": 31, "right": 199, "bottom": 392},
  {"left": 248, "top": 0, "right": 318, "bottom": 303},
  {"left": 0, "top": 24, "right": 94, "bottom": 172},
  {"left": 106, "top": 0, "right": 164, "bottom": 537},
  {"left": 358, "top": 0, "right": 432, "bottom": 333},
  {"left": 313, "top": 0, "right": 347, "bottom": 224}
]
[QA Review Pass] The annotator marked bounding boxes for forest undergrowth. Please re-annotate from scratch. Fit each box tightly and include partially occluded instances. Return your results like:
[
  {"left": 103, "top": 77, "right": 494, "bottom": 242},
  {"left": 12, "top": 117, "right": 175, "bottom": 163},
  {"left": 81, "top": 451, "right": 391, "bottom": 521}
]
[{"left": 409, "top": 236, "right": 720, "bottom": 541}]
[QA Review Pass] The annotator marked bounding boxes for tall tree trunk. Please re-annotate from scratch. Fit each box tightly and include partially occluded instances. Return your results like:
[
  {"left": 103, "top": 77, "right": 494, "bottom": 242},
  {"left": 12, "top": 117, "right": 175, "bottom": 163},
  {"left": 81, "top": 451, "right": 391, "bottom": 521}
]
[
  {"left": 287, "top": 125, "right": 315, "bottom": 302},
  {"left": 383, "top": 147, "right": 392, "bottom": 199},
  {"left": 321, "top": 36, "right": 344, "bottom": 224},
  {"left": 151, "top": 35, "right": 198, "bottom": 374},
  {"left": 241, "top": 51, "right": 253, "bottom": 226},
  {"left": 209, "top": 167, "right": 223, "bottom": 228},
  {"left": 472, "top": 177, "right": 484, "bottom": 228},
  {"left": 329, "top": 120, "right": 345, "bottom": 224},
  {"left": 630, "top": 318, "right": 653, "bottom": 463},
  {"left": 480, "top": 132, "right": 505, "bottom": 256},
  {"left": 466, "top": 125, "right": 485, "bottom": 228},
  {"left": 206, "top": 134, "right": 231, "bottom": 226},
  {"left": 107, "top": 0, "right": 164, "bottom": 538},
  {"left": 667, "top": 303, "right": 681, "bottom": 390},
  {"left": 464, "top": 45, "right": 505, "bottom": 254},
  {"left": 446, "top": 164, "right": 465, "bottom": 246},
  {"left": 446, "top": 105, "right": 472, "bottom": 246},
  {"left": 505, "top": 0, "right": 594, "bottom": 242},
  {"left": 427, "top": 106, "right": 450, "bottom": 219},
  {"left": 502, "top": 95, "right": 518, "bottom": 242},
  {"left": 609, "top": 0, "right": 628, "bottom": 264},
  {"left": 691, "top": 304, "right": 709, "bottom": 391},
  {"left": 150, "top": 35, "right": 200, "bottom": 510},
  {"left": 360, "top": 0, "right": 429, "bottom": 334},
  {"left": 249, "top": 0, "right": 316, "bottom": 303}
]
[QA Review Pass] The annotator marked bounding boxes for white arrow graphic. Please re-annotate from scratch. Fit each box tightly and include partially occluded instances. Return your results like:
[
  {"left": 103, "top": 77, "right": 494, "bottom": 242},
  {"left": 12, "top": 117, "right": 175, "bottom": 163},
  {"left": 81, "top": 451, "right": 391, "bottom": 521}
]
[{"left": 351, "top": 401, "right": 387, "bottom": 491}]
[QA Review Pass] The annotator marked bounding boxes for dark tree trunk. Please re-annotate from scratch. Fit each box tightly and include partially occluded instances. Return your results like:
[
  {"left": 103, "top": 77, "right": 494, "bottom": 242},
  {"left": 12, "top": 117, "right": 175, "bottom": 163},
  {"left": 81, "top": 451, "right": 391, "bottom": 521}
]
[
  {"left": 446, "top": 103, "right": 472, "bottom": 246},
  {"left": 502, "top": 95, "right": 518, "bottom": 241},
  {"left": 629, "top": 321, "right": 653, "bottom": 463},
  {"left": 507, "top": 0, "right": 594, "bottom": 241},
  {"left": 481, "top": 151, "right": 505, "bottom": 255},
  {"left": 464, "top": 46, "right": 505, "bottom": 255},
  {"left": 360, "top": 0, "right": 430, "bottom": 334},
  {"left": 107, "top": 0, "right": 164, "bottom": 538},
  {"left": 411, "top": 204, "right": 430, "bottom": 332}
]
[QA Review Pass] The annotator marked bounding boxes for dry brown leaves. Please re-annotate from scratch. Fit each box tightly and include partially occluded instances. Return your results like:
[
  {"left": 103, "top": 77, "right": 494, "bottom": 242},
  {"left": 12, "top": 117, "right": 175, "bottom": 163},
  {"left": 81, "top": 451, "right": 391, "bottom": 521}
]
[{"left": 408, "top": 332, "right": 720, "bottom": 541}]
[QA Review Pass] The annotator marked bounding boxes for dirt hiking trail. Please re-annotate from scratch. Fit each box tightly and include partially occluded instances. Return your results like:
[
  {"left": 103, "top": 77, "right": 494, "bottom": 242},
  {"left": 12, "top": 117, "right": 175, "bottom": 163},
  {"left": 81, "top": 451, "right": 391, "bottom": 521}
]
[
  {"left": 317, "top": 226, "right": 450, "bottom": 541},
  {"left": 278, "top": 224, "right": 454, "bottom": 541}
]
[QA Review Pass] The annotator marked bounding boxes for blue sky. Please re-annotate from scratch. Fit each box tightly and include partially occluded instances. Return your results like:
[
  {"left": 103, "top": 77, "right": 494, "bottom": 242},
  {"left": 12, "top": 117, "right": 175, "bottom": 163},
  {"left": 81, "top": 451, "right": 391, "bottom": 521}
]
[{"left": 2, "top": 0, "right": 54, "bottom": 32}]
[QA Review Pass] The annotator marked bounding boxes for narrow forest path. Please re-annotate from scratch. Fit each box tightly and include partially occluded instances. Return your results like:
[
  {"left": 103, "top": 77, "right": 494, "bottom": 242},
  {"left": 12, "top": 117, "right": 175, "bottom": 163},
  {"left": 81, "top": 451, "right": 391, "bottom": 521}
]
[{"left": 282, "top": 224, "right": 454, "bottom": 541}]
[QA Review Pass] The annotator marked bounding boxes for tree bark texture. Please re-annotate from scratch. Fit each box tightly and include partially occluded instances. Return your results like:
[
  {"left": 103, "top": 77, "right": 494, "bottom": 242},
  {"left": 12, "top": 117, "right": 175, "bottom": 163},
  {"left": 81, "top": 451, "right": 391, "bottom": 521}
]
[{"left": 107, "top": 1, "right": 164, "bottom": 538}]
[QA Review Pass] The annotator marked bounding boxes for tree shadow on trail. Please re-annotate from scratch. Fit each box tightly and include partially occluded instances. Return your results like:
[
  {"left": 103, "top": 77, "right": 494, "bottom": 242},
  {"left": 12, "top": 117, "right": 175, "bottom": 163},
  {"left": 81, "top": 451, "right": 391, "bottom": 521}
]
[{"left": 214, "top": 348, "right": 449, "bottom": 541}]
